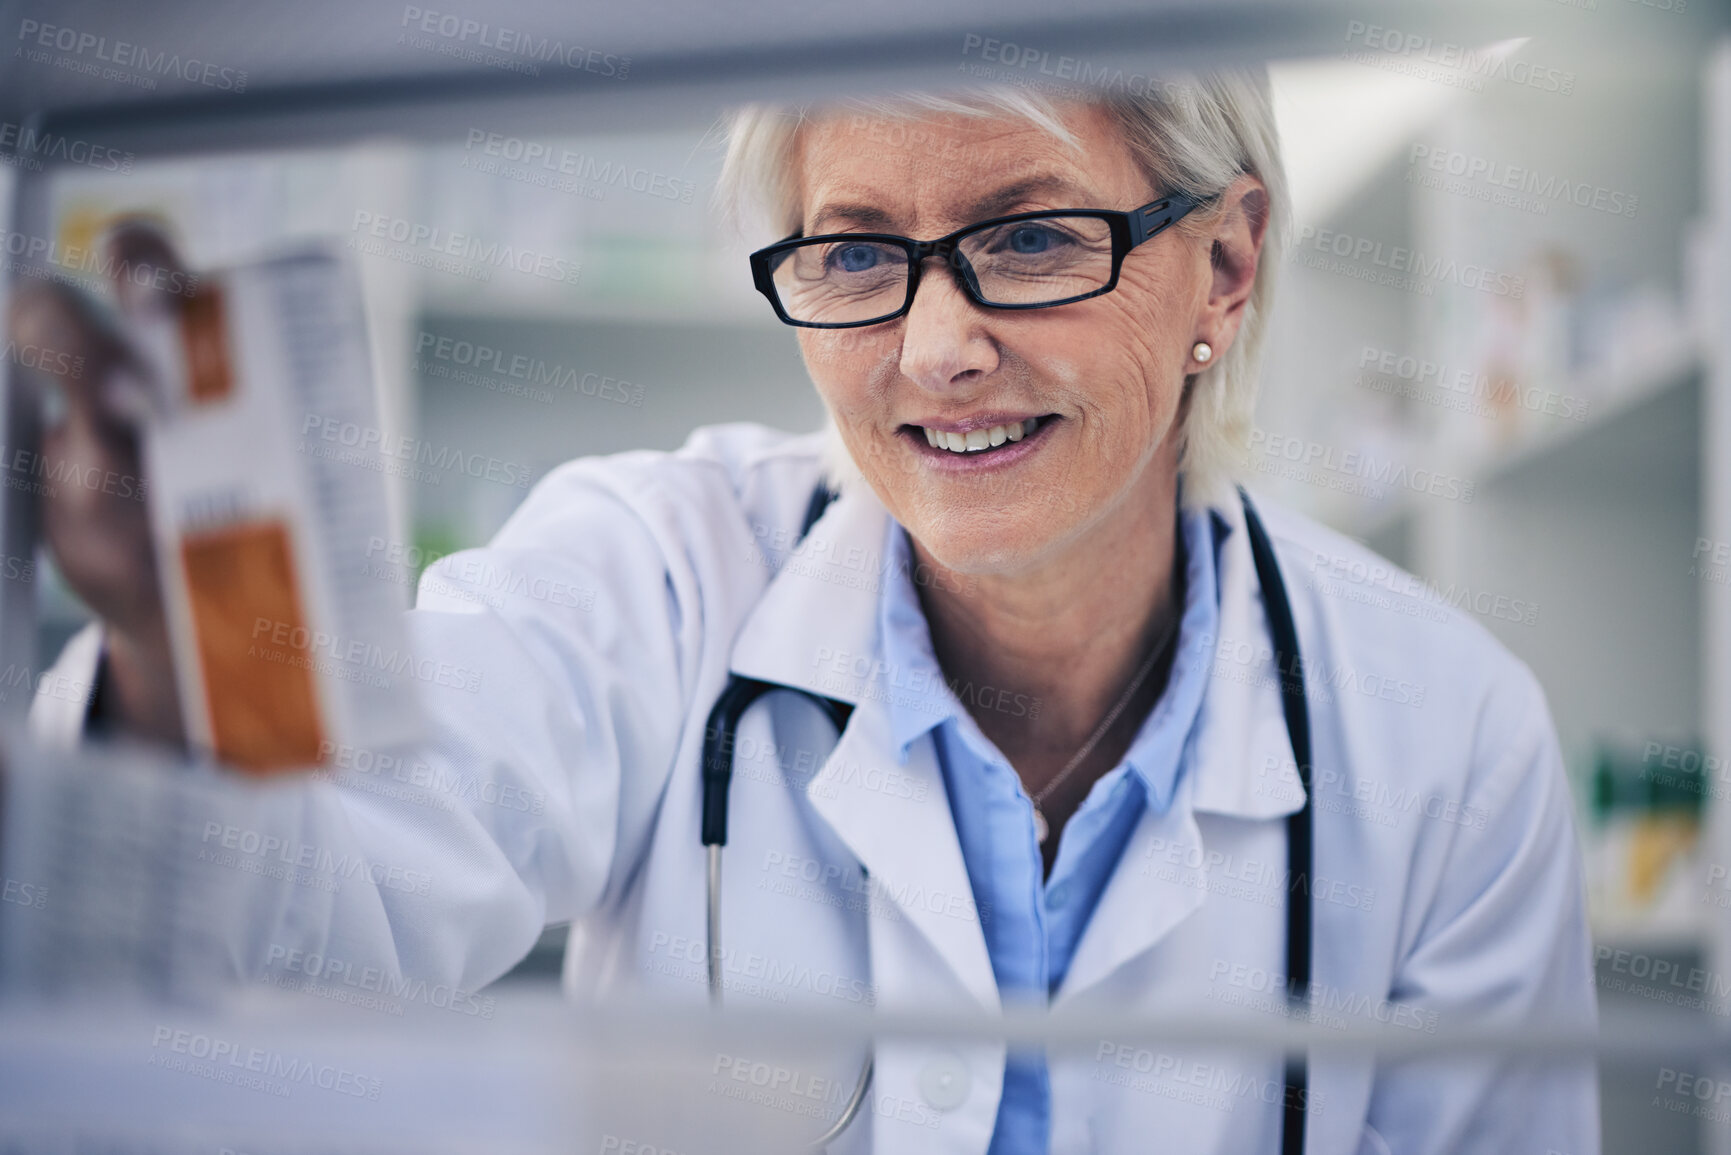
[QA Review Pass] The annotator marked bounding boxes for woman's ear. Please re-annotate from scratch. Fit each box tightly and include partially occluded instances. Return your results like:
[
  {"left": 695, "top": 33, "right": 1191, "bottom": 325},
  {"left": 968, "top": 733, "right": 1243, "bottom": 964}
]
[{"left": 1199, "top": 175, "right": 1270, "bottom": 354}]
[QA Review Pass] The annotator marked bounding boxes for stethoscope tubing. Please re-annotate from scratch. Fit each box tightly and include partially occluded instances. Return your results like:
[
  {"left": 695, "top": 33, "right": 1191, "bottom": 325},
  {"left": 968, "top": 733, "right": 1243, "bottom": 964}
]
[{"left": 699, "top": 487, "right": 1313, "bottom": 1152}]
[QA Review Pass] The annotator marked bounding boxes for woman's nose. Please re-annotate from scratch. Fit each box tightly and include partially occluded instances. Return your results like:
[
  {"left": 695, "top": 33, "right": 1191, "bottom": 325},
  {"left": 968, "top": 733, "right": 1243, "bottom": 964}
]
[{"left": 897, "top": 256, "right": 1000, "bottom": 392}]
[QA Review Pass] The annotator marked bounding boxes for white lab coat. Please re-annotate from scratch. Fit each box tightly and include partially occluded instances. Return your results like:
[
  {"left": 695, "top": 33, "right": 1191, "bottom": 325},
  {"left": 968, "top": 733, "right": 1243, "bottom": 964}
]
[{"left": 27, "top": 422, "right": 1598, "bottom": 1154}]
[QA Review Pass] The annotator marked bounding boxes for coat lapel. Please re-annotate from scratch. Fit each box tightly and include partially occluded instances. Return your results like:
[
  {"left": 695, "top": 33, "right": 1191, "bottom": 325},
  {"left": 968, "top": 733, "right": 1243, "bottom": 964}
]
[
  {"left": 727, "top": 484, "right": 999, "bottom": 1014},
  {"left": 725, "top": 485, "right": 1309, "bottom": 1011},
  {"left": 806, "top": 698, "right": 1001, "bottom": 1013},
  {"left": 1057, "top": 494, "right": 1306, "bottom": 1002}
]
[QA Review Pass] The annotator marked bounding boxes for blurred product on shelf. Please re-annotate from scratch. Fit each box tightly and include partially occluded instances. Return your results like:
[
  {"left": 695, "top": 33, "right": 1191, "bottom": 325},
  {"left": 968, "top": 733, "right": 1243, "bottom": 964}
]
[{"left": 1587, "top": 737, "right": 1706, "bottom": 933}]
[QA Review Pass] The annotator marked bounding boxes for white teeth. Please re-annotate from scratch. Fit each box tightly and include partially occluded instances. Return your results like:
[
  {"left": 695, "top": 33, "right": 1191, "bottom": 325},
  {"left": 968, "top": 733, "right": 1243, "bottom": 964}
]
[{"left": 920, "top": 418, "right": 1041, "bottom": 453}]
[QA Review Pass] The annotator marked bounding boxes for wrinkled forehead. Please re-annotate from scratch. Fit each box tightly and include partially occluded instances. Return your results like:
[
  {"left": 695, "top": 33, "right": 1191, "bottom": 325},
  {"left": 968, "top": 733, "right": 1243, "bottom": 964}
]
[{"left": 788, "top": 102, "right": 1146, "bottom": 236}]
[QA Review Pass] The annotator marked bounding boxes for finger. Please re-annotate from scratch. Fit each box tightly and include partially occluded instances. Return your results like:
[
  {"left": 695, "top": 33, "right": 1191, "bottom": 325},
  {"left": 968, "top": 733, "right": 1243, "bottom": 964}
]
[
  {"left": 13, "top": 285, "right": 160, "bottom": 635},
  {"left": 102, "top": 216, "right": 193, "bottom": 317},
  {"left": 6, "top": 279, "right": 141, "bottom": 429}
]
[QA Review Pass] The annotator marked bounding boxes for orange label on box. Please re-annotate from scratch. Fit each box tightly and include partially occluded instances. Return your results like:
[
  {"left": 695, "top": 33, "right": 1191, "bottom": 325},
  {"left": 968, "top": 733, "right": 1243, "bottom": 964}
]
[
  {"left": 181, "top": 520, "right": 327, "bottom": 773},
  {"left": 179, "top": 285, "right": 235, "bottom": 403}
]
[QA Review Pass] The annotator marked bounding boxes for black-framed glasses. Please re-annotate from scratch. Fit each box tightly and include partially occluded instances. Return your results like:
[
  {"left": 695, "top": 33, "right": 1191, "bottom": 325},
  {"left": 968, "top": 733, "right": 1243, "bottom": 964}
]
[{"left": 748, "top": 192, "right": 1203, "bottom": 329}]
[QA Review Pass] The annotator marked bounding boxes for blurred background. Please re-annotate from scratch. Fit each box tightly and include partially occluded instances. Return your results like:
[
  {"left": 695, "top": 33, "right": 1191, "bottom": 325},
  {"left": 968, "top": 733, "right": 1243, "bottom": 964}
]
[{"left": 3, "top": 0, "right": 1730, "bottom": 1149}]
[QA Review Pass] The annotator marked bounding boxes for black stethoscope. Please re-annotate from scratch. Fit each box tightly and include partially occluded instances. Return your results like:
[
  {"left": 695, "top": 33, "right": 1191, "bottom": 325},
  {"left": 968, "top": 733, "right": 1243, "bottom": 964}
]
[{"left": 700, "top": 486, "right": 1314, "bottom": 1153}]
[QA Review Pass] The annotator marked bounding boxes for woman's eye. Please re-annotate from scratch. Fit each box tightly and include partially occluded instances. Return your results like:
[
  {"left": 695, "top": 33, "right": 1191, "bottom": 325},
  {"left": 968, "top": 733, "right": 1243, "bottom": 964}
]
[
  {"left": 1008, "top": 226, "right": 1057, "bottom": 254},
  {"left": 831, "top": 244, "right": 881, "bottom": 273}
]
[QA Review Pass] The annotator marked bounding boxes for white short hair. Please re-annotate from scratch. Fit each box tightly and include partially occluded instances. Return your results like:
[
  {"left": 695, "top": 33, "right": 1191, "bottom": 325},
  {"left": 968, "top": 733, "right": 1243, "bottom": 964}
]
[{"left": 716, "top": 71, "right": 1289, "bottom": 507}]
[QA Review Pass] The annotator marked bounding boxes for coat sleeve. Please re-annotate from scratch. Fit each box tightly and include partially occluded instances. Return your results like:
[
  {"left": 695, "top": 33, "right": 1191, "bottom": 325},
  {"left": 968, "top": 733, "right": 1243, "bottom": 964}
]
[
  {"left": 1, "top": 458, "right": 707, "bottom": 1003},
  {"left": 1364, "top": 661, "right": 1600, "bottom": 1155}
]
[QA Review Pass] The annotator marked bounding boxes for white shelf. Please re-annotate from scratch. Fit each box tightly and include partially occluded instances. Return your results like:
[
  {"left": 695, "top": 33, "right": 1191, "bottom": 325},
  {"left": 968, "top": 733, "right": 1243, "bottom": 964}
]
[
  {"left": 1356, "top": 336, "right": 1703, "bottom": 541},
  {"left": 1470, "top": 338, "right": 1703, "bottom": 493}
]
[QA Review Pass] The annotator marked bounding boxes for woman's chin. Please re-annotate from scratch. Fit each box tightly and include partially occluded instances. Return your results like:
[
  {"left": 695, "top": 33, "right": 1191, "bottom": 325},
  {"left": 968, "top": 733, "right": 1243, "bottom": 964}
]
[{"left": 903, "top": 515, "right": 1064, "bottom": 581}]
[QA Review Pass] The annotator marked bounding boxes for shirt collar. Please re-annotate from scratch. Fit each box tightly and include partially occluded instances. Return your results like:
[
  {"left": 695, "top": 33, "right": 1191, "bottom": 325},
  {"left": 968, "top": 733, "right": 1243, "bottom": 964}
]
[{"left": 876, "top": 502, "right": 1223, "bottom": 816}]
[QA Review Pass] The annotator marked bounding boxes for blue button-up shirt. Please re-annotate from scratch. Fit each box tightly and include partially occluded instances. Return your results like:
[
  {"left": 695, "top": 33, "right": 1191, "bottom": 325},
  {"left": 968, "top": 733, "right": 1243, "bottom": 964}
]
[{"left": 877, "top": 505, "right": 1221, "bottom": 1155}]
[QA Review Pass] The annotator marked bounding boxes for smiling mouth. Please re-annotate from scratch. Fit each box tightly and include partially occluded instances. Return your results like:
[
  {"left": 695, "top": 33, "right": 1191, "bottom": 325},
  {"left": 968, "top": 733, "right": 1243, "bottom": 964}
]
[{"left": 914, "top": 416, "right": 1053, "bottom": 455}]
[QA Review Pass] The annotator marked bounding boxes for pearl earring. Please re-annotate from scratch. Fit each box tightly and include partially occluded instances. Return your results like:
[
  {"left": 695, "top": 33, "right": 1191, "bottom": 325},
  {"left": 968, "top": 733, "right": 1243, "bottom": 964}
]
[{"left": 1192, "top": 341, "right": 1213, "bottom": 364}]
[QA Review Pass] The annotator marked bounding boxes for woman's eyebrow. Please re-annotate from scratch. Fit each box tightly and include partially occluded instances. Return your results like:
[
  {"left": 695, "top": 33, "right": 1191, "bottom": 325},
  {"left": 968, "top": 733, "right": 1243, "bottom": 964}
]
[
  {"left": 963, "top": 174, "right": 1091, "bottom": 219},
  {"left": 807, "top": 175, "right": 1092, "bottom": 236},
  {"left": 807, "top": 203, "right": 898, "bottom": 233}
]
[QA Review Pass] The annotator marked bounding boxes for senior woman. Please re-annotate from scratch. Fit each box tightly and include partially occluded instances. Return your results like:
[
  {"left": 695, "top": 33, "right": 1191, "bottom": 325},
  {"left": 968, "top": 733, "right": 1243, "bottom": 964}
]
[{"left": 11, "top": 69, "right": 1595, "bottom": 1155}]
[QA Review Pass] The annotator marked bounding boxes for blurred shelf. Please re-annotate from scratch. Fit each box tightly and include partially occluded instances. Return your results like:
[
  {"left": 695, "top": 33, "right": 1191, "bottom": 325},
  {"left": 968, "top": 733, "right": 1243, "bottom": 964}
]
[
  {"left": 417, "top": 282, "right": 783, "bottom": 328},
  {"left": 1357, "top": 335, "right": 1703, "bottom": 540},
  {"left": 1473, "top": 337, "right": 1703, "bottom": 500},
  {"left": 1592, "top": 907, "right": 1708, "bottom": 954}
]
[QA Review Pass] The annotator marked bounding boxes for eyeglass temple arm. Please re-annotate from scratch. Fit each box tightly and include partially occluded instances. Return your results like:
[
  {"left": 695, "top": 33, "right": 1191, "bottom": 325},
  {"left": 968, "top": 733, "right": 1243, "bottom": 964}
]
[{"left": 1128, "top": 192, "right": 1202, "bottom": 246}]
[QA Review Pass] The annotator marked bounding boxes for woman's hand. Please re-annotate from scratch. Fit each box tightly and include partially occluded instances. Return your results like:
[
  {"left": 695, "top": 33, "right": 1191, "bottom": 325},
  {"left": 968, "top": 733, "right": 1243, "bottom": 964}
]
[{"left": 7, "top": 222, "right": 190, "bottom": 746}]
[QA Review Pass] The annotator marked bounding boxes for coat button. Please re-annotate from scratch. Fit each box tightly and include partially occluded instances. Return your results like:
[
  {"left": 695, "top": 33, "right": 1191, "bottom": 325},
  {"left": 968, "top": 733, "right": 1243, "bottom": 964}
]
[{"left": 918, "top": 1053, "right": 970, "bottom": 1110}]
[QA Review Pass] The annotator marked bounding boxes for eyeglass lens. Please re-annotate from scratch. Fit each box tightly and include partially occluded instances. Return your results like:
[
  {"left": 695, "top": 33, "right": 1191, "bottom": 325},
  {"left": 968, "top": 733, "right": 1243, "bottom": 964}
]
[{"left": 768, "top": 215, "right": 1116, "bottom": 325}]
